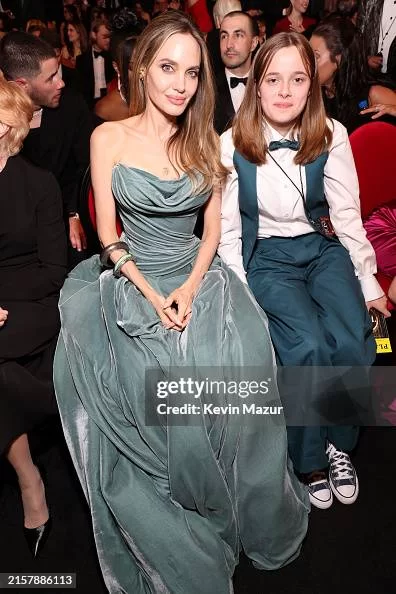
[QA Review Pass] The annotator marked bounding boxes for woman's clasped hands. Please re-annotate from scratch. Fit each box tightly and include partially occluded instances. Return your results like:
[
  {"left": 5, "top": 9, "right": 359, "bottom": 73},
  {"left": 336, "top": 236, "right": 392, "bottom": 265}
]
[{"left": 151, "top": 284, "right": 195, "bottom": 331}]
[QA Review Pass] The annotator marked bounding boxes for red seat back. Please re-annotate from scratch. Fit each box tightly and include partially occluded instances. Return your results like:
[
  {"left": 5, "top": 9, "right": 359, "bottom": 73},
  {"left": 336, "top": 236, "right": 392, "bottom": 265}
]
[
  {"left": 350, "top": 122, "right": 396, "bottom": 310},
  {"left": 349, "top": 122, "right": 396, "bottom": 219}
]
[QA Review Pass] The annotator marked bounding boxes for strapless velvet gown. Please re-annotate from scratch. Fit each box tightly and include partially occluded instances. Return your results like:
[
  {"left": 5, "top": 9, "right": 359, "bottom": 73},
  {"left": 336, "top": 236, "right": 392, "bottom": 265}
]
[{"left": 54, "top": 165, "right": 309, "bottom": 594}]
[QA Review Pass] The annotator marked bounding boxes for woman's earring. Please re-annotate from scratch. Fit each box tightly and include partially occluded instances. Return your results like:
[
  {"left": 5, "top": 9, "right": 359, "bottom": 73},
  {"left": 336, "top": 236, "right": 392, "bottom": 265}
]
[{"left": 139, "top": 67, "right": 146, "bottom": 81}]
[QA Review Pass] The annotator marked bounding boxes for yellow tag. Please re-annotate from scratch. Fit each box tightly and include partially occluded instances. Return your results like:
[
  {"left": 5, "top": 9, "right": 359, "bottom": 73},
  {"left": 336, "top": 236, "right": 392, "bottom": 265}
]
[{"left": 376, "top": 338, "right": 392, "bottom": 353}]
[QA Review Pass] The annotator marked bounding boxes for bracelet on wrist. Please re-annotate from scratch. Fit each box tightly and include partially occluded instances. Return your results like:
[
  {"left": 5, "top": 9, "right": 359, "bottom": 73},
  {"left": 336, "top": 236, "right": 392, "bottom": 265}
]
[
  {"left": 113, "top": 253, "right": 136, "bottom": 278},
  {"left": 100, "top": 241, "right": 129, "bottom": 267}
]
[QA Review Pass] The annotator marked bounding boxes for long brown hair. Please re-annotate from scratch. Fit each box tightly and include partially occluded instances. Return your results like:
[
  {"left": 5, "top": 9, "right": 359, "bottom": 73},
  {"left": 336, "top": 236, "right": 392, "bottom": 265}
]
[
  {"left": 128, "top": 11, "right": 227, "bottom": 192},
  {"left": 233, "top": 32, "right": 333, "bottom": 166}
]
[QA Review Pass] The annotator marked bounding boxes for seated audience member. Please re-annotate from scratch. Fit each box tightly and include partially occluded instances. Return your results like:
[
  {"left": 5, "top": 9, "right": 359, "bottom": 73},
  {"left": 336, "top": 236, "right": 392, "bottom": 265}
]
[
  {"left": 168, "top": 0, "right": 182, "bottom": 9},
  {"left": 261, "top": 0, "right": 290, "bottom": 36},
  {"left": 60, "top": 3, "right": 80, "bottom": 45},
  {"left": 0, "top": 73, "right": 67, "bottom": 557},
  {"left": 26, "top": 24, "right": 45, "bottom": 37},
  {"left": 219, "top": 32, "right": 389, "bottom": 510},
  {"left": 310, "top": 17, "right": 396, "bottom": 133},
  {"left": 357, "top": 0, "right": 396, "bottom": 83},
  {"left": 133, "top": 1, "right": 151, "bottom": 28},
  {"left": 0, "top": 32, "right": 94, "bottom": 269},
  {"left": 95, "top": 8, "right": 141, "bottom": 122},
  {"left": 214, "top": 10, "right": 259, "bottom": 134},
  {"left": 40, "top": 28, "right": 76, "bottom": 87},
  {"left": 254, "top": 13, "right": 267, "bottom": 44},
  {"left": 273, "top": 0, "right": 316, "bottom": 35},
  {"left": 336, "top": 0, "right": 358, "bottom": 24},
  {"left": 364, "top": 201, "right": 396, "bottom": 304},
  {"left": 61, "top": 19, "right": 89, "bottom": 68},
  {"left": 76, "top": 17, "right": 113, "bottom": 108},
  {"left": 206, "top": 0, "right": 242, "bottom": 74},
  {"left": 186, "top": 0, "right": 213, "bottom": 34}
]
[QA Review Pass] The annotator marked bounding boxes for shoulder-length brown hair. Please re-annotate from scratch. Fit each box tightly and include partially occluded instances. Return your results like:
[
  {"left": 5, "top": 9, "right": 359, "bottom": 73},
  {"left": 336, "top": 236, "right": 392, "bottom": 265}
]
[
  {"left": 66, "top": 20, "right": 89, "bottom": 55},
  {"left": 233, "top": 32, "right": 333, "bottom": 166},
  {"left": 129, "top": 11, "right": 227, "bottom": 192},
  {"left": 0, "top": 72, "right": 33, "bottom": 156}
]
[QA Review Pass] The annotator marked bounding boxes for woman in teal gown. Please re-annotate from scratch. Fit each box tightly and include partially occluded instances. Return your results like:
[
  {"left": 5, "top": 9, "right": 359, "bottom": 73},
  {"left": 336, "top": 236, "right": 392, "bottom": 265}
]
[{"left": 54, "top": 12, "right": 309, "bottom": 594}]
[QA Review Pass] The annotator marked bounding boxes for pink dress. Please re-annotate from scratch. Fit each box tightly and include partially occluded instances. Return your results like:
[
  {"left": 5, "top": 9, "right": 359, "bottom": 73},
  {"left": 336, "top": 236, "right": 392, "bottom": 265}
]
[{"left": 364, "top": 200, "right": 396, "bottom": 278}]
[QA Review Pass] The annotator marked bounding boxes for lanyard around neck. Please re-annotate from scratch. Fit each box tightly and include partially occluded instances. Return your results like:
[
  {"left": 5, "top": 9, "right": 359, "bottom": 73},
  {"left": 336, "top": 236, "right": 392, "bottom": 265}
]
[{"left": 267, "top": 150, "right": 305, "bottom": 203}]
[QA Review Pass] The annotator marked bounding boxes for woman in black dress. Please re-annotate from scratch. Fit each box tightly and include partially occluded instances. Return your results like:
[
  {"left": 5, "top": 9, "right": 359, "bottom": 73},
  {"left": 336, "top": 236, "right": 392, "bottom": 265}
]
[{"left": 0, "top": 74, "right": 67, "bottom": 556}]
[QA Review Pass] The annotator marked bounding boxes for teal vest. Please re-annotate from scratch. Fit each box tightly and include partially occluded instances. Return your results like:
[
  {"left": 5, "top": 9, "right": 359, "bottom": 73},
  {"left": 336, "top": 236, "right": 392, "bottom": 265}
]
[{"left": 233, "top": 150, "right": 335, "bottom": 269}]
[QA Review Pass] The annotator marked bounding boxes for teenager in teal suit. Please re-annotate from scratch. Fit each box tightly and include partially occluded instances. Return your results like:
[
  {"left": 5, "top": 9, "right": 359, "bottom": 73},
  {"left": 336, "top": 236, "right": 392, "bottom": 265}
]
[{"left": 219, "top": 32, "right": 391, "bottom": 509}]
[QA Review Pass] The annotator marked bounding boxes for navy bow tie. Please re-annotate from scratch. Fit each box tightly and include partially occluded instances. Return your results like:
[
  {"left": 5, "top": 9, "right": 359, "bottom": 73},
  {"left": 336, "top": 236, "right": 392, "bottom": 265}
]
[
  {"left": 230, "top": 76, "right": 248, "bottom": 89},
  {"left": 93, "top": 50, "right": 105, "bottom": 59},
  {"left": 268, "top": 139, "right": 300, "bottom": 151}
]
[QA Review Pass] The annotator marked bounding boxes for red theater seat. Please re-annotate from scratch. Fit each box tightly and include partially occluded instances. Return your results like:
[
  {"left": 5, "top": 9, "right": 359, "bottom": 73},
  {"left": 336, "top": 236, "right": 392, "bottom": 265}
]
[
  {"left": 349, "top": 122, "right": 396, "bottom": 310},
  {"left": 87, "top": 185, "right": 123, "bottom": 237}
]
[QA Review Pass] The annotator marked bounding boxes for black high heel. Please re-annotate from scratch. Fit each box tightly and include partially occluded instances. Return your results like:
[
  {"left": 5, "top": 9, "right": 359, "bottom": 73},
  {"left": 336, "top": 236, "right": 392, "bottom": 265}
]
[
  {"left": 24, "top": 516, "right": 52, "bottom": 558},
  {"left": 22, "top": 465, "right": 52, "bottom": 558}
]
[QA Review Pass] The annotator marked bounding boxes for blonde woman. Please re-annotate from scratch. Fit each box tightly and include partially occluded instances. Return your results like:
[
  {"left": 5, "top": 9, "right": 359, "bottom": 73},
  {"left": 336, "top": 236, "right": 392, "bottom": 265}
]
[
  {"left": 54, "top": 11, "right": 308, "bottom": 594},
  {"left": 0, "top": 74, "right": 66, "bottom": 557}
]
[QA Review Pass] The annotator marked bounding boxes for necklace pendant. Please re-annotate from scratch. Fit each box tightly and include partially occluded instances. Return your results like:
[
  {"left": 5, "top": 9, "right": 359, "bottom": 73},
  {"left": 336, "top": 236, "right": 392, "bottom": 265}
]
[{"left": 162, "top": 167, "right": 169, "bottom": 176}]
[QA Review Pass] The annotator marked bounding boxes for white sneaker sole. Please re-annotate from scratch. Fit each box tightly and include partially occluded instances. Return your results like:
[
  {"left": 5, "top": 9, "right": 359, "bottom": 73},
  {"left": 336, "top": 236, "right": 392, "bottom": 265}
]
[
  {"left": 329, "top": 474, "right": 359, "bottom": 505},
  {"left": 308, "top": 490, "right": 333, "bottom": 510}
]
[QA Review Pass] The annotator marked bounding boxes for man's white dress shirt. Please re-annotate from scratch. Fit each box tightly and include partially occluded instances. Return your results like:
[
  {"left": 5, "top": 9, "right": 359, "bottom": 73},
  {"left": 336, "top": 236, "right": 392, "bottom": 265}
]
[
  {"left": 218, "top": 118, "right": 384, "bottom": 302},
  {"left": 225, "top": 68, "right": 249, "bottom": 112},
  {"left": 378, "top": 0, "right": 396, "bottom": 73},
  {"left": 93, "top": 49, "right": 106, "bottom": 99}
]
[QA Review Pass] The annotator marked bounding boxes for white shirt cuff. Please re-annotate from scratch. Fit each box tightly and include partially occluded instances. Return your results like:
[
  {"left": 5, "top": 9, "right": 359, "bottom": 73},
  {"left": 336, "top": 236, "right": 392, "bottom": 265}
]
[{"left": 359, "top": 275, "right": 385, "bottom": 302}]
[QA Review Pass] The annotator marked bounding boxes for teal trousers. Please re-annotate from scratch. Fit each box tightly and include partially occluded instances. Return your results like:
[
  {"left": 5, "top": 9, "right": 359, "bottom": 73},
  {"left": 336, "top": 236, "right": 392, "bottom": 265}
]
[{"left": 247, "top": 233, "right": 376, "bottom": 473}]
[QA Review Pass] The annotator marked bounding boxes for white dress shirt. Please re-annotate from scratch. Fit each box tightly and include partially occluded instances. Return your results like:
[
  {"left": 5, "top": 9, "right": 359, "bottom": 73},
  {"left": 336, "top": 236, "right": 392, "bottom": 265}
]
[
  {"left": 92, "top": 49, "right": 106, "bottom": 99},
  {"left": 218, "top": 118, "right": 384, "bottom": 302},
  {"left": 225, "top": 68, "right": 249, "bottom": 112},
  {"left": 378, "top": 0, "right": 396, "bottom": 73}
]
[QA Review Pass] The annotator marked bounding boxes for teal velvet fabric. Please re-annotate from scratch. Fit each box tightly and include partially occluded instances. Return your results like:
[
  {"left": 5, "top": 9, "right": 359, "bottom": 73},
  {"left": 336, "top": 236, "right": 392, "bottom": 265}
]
[{"left": 54, "top": 165, "right": 309, "bottom": 594}]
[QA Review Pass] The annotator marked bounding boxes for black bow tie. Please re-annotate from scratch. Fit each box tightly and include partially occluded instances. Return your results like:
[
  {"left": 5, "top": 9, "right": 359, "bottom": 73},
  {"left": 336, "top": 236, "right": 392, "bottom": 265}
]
[
  {"left": 93, "top": 50, "right": 104, "bottom": 59},
  {"left": 230, "top": 76, "right": 248, "bottom": 89},
  {"left": 268, "top": 139, "right": 300, "bottom": 151}
]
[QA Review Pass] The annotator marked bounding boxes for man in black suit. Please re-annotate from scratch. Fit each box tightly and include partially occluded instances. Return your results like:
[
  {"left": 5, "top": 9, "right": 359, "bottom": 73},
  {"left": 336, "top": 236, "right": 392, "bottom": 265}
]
[
  {"left": 0, "top": 32, "right": 94, "bottom": 268},
  {"left": 358, "top": 0, "right": 396, "bottom": 83},
  {"left": 214, "top": 10, "right": 258, "bottom": 134},
  {"left": 76, "top": 18, "right": 113, "bottom": 109}
]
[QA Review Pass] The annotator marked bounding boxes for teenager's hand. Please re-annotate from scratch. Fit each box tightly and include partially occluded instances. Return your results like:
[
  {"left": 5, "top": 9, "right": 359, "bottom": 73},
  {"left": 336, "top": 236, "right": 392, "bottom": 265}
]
[{"left": 366, "top": 295, "right": 391, "bottom": 318}]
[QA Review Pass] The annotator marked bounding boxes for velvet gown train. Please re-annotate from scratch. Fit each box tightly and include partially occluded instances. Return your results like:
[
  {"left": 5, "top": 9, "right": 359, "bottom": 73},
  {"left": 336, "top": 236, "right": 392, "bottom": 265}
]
[{"left": 54, "top": 164, "right": 309, "bottom": 594}]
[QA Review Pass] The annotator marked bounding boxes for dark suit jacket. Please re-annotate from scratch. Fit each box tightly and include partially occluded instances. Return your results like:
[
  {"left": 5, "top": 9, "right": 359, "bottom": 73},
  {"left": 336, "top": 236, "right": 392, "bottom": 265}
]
[
  {"left": 61, "top": 63, "right": 77, "bottom": 88},
  {"left": 206, "top": 28, "right": 223, "bottom": 76},
  {"left": 75, "top": 49, "right": 114, "bottom": 109},
  {"left": 358, "top": 0, "right": 396, "bottom": 81},
  {"left": 21, "top": 87, "right": 94, "bottom": 217},
  {"left": 214, "top": 69, "right": 236, "bottom": 136}
]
